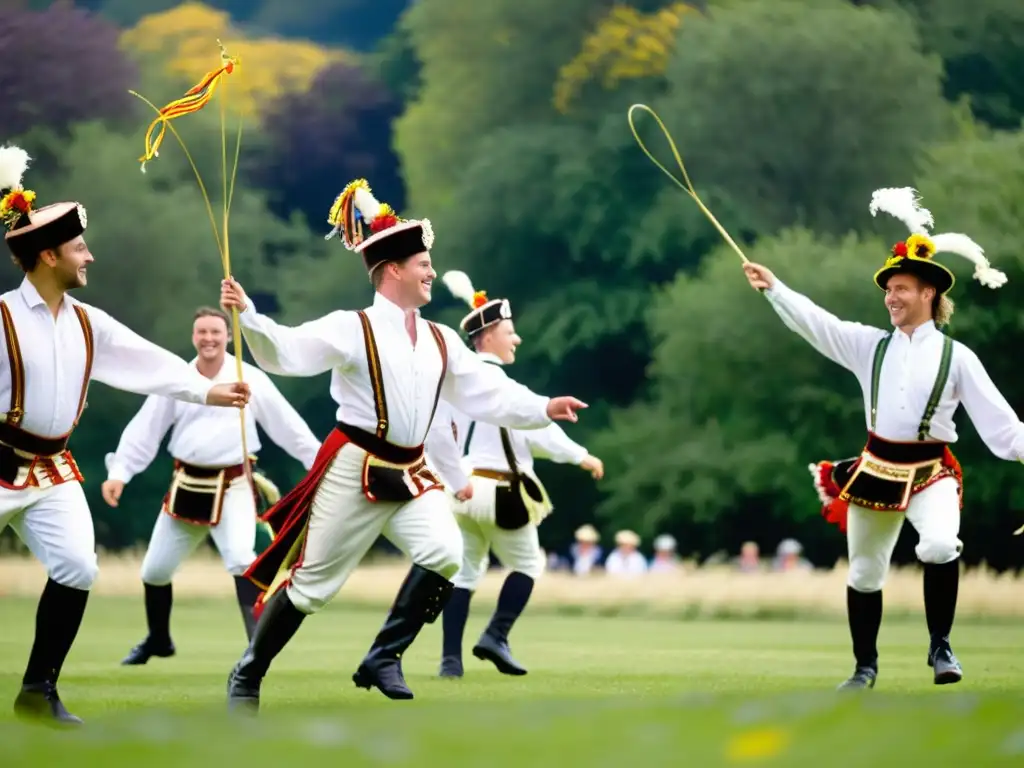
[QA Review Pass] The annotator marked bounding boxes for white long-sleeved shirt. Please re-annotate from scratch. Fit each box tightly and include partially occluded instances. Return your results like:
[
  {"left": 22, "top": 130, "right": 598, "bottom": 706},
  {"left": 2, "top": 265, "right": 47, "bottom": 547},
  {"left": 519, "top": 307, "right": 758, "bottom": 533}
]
[
  {"left": 106, "top": 354, "right": 321, "bottom": 484},
  {"left": 765, "top": 279, "right": 1024, "bottom": 459},
  {"left": 427, "top": 352, "right": 588, "bottom": 489},
  {"left": 0, "top": 279, "right": 215, "bottom": 439},
  {"left": 236, "top": 291, "right": 552, "bottom": 449}
]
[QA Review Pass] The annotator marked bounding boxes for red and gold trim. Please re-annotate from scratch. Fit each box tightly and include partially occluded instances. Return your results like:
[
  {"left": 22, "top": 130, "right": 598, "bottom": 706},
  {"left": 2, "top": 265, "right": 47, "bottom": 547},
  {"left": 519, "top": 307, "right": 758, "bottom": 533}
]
[{"left": 357, "top": 310, "right": 388, "bottom": 438}]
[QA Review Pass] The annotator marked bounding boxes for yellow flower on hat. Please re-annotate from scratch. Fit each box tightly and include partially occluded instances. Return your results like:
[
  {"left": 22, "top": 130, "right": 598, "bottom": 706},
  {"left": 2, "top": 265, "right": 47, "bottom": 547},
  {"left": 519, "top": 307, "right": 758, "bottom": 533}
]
[{"left": 904, "top": 233, "right": 935, "bottom": 260}]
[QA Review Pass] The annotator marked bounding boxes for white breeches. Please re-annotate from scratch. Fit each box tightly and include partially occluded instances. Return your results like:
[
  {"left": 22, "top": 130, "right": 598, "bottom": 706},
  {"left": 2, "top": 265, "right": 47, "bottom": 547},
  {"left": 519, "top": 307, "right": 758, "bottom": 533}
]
[
  {"left": 450, "top": 477, "right": 545, "bottom": 590},
  {"left": 140, "top": 478, "right": 257, "bottom": 585},
  {"left": 286, "top": 443, "right": 463, "bottom": 615},
  {"left": 847, "top": 477, "right": 962, "bottom": 593},
  {"left": 0, "top": 481, "right": 98, "bottom": 590}
]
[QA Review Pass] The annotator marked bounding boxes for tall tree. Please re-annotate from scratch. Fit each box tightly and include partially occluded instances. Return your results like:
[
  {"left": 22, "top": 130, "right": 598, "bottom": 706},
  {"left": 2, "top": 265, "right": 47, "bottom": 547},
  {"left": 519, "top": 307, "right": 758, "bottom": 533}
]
[
  {"left": 248, "top": 61, "right": 405, "bottom": 229},
  {"left": 0, "top": 3, "right": 138, "bottom": 139}
]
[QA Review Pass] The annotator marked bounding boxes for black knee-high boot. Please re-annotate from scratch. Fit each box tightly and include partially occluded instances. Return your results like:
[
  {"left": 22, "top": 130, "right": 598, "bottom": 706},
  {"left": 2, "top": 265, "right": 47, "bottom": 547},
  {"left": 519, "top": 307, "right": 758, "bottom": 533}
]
[
  {"left": 924, "top": 559, "right": 963, "bottom": 684},
  {"left": 15, "top": 578, "right": 89, "bottom": 726},
  {"left": 439, "top": 587, "right": 472, "bottom": 677},
  {"left": 353, "top": 564, "right": 454, "bottom": 700},
  {"left": 121, "top": 583, "right": 175, "bottom": 665},
  {"left": 473, "top": 571, "right": 534, "bottom": 676},
  {"left": 234, "top": 576, "right": 262, "bottom": 641},
  {"left": 226, "top": 588, "right": 307, "bottom": 713},
  {"left": 837, "top": 587, "right": 882, "bottom": 690}
]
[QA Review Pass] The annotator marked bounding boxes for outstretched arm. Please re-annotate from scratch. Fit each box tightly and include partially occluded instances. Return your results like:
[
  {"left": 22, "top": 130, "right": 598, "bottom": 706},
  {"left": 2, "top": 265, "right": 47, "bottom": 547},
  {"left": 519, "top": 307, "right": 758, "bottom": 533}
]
[
  {"left": 105, "top": 395, "right": 177, "bottom": 484},
  {"left": 439, "top": 325, "right": 554, "bottom": 430},
  {"left": 524, "top": 423, "right": 588, "bottom": 465},
  {"left": 222, "top": 279, "right": 353, "bottom": 377},
  {"left": 88, "top": 306, "right": 216, "bottom": 404},
  {"left": 745, "top": 263, "right": 887, "bottom": 377},
  {"left": 956, "top": 345, "right": 1024, "bottom": 461}
]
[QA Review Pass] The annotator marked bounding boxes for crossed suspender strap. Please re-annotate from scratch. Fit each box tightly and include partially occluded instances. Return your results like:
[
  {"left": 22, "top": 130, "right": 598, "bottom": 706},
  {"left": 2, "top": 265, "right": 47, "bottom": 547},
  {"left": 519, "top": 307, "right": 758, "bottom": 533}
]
[
  {"left": 868, "top": 331, "right": 953, "bottom": 440},
  {"left": 356, "top": 310, "right": 448, "bottom": 444},
  {"left": 0, "top": 300, "right": 93, "bottom": 431}
]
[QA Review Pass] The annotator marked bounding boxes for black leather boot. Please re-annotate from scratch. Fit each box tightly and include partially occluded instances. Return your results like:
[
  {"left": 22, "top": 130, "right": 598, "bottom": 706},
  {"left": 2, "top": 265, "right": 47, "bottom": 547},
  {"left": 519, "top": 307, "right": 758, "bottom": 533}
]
[
  {"left": 122, "top": 583, "right": 175, "bottom": 665},
  {"left": 226, "top": 588, "right": 306, "bottom": 714},
  {"left": 473, "top": 571, "right": 533, "bottom": 676},
  {"left": 837, "top": 587, "right": 881, "bottom": 691},
  {"left": 234, "top": 575, "right": 262, "bottom": 642},
  {"left": 17, "top": 578, "right": 89, "bottom": 726},
  {"left": 353, "top": 564, "right": 454, "bottom": 700},
  {"left": 924, "top": 560, "right": 963, "bottom": 685},
  {"left": 439, "top": 587, "right": 472, "bottom": 678}
]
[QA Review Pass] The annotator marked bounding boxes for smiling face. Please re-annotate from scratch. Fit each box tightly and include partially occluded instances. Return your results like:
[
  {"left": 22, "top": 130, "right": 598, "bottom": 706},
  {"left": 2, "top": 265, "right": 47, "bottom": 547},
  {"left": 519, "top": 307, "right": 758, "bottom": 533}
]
[
  {"left": 41, "top": 236, "right": 93, "bottom": 290},
  {"left": 476, "top": 318, "right": 522, "bottom": 364},
  {"left": 387, "top": 251, "right": 436, "bottom": 308},
  {"left": 192, "top": 312, "right": 229, "bottom": 363},
  {"left": 884, "top": 272, "right": 935, "bottom": 329}
]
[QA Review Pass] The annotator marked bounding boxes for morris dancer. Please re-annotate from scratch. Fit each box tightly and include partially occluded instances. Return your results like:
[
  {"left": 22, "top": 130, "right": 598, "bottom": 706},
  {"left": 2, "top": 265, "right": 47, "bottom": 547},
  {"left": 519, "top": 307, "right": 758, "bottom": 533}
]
[
  {"left": 435, "top": 270, "right": 604, "bottom": 678},
  {"left": 102, "top": 306, "right": 320, "bottom": 665},
  {"left": 221, "top": 179, "right": 587, "bottom": 709},
  {"left": 743, "top": 187, "right": 1022, "bottom": 690},
  {"left": 0, "top": 145, "right": 248, "bottom": 726}
]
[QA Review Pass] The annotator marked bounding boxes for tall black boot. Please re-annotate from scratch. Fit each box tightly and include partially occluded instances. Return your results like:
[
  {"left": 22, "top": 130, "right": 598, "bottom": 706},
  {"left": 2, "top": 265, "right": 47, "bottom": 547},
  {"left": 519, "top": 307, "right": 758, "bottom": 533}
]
[
  {"left": 234, "top": 575, "right": 262, "bottom": 642},
  {"left": 473, "top": 571, "right": 534, "bottom": 676},
  {"left": 353, "top": 564, "right": 454, "bottom": 700},
  {"left": 924, "top": 559, "right": 963, "bottom": 684},
  {"left": 15, "top": 578, "right": 89, "bottom": 727},
  {"left": 226, "top": 588, "right": 307, "bottom": 714},
  {"left": 122, "top": 583, "right": 175, "bottom": 665},
  {"left": 439, "top": 587, "right": 472, "bottom": 678},
  {"left": 837, "top": 587, "right": 882, "bottom": 691}
]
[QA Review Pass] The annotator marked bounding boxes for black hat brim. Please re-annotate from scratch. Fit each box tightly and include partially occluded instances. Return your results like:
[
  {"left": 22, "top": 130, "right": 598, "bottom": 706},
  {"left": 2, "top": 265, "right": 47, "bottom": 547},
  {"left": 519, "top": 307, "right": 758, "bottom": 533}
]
[{"left": 873, "top": 256, "right": 954, "bottom": 294}]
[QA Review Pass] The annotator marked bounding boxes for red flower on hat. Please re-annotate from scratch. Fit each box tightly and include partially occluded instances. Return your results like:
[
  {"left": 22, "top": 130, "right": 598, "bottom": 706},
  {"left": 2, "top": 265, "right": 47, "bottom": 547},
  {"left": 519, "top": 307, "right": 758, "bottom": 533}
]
[
  {"left": 370, "top": 213, "right": 398, "bottom": 233},
  {"left": 891, "top": 241, "right": 908, "bottom": 257},
  {"left": 472, "top": 291, "right": 488, "bottom": 309}
]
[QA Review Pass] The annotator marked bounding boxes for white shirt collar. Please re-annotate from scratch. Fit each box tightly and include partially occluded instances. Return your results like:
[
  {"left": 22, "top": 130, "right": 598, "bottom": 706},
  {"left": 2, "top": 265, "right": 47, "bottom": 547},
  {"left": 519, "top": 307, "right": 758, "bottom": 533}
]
[
  {"left": 476, "top": 351, "right": 504, "bottom": 366},
  {"left": 372, "top": 291, "right": 420, "bottom": 328},
  {"left": 894, "top": 319, "right": 938, "bottom": 342},
  {"left": 18, "top": 277, "right": 71, "bottom": 311}
]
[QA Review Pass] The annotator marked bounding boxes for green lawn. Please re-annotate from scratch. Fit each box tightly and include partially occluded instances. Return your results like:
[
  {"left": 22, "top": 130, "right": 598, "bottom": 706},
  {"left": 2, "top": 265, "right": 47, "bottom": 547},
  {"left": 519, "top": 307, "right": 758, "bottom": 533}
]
[{"left": 2, "top": 595, "right": 1023, "bottom": 766}]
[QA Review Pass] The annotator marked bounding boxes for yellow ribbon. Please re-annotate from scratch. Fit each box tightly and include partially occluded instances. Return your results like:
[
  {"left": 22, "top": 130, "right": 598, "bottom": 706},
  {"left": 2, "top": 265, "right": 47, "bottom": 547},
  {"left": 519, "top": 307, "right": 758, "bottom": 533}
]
[
  {"left": 129, "top": 41, "right": 256, "bottom": 509},
  {"left": 627, "top": 103, "right": 749, "bottom": 264}
]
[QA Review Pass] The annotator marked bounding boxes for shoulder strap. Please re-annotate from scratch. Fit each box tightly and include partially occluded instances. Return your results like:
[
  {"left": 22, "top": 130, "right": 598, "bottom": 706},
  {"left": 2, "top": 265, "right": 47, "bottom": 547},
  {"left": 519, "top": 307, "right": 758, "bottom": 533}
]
[
  {"left": 357, "top": 310, "right": 388, "bottom": 439},
  {"left": 425, "top": 321, "right": 448, "bottom": 436},
  {"left": 0, "top": 300, "right": 24, "bottom": 427},
  {"left": 869, "top": 332, "right": 892, "bottom": 432},
  {"left": 499, "top": 426, "right": 521, "bottom": 477},
  {"left": 71, "top": 305, "right": 94, "bottom": 428},
  {"left": 917, "top": 335, "right": 954, "bottom": 441}
]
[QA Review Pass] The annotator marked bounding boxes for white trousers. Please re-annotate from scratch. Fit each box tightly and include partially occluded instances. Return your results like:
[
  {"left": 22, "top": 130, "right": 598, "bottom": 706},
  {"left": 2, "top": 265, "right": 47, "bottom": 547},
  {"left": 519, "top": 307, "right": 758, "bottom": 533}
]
[
  {"left": 847, "top": 477, "right": 962, "bottom": 592},
  {"left": 140, "top": 478, "right": 257, "bottom": 585},
  {"left": 286, "top": 443, "right": 463, "bottom": 615},
  {"left": 0, "top": 481, "right": 98, "bottom": 590},
  {"left": 451, "top": 477, "right": 545, "bottom": 590}
]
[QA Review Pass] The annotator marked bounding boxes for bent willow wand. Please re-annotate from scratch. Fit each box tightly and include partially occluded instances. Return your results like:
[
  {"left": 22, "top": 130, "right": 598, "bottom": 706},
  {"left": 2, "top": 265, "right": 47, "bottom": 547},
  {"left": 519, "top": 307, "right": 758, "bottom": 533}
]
[
  {"left": 627, "top": 103, "right": 748, "bottom": 264},
  {"left": 130, "top": 42, "right": 271, "bottom": 537}
]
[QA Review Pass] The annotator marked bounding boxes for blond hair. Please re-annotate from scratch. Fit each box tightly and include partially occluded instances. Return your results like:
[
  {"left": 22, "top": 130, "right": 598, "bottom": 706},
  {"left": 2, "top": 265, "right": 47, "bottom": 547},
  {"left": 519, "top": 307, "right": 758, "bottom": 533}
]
[{"left": 933, "top": 294, "right": 954, "bottom": 327}]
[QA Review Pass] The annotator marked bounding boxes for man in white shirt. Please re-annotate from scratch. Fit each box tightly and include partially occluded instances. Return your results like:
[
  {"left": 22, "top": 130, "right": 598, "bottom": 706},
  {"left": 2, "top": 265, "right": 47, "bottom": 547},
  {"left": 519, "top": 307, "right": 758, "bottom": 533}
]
[
  {"left": 0, "top": 145, "right": 248, "bottom": 726},
  {"left": 220, "top": 178, "right": 588, "bottom": 709},
  {"left": 101, "top": 306, "right": 321, "bottom": 666},
  {"left": 604, "top": 530, "right": 648, "bottom": 576},
  {"left": 432, "top": 270, "right": 604, "bottom": 679},
  {"left": 743, "top": 186, "right": 1021, "bottom": 691}
]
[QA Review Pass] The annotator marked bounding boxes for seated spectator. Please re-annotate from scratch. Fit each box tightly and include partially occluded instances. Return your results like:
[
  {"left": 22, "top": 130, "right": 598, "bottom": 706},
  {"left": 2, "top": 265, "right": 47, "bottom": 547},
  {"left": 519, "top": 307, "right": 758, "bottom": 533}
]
[
  {"left": 649, "top": 534, "right": 681, "bottom": 573},
  {"left": 570, "top": 524, "right": 603, "bottom": 576},
  {"left": 605, "top": 529, "right": 648, "bottom": 576}
]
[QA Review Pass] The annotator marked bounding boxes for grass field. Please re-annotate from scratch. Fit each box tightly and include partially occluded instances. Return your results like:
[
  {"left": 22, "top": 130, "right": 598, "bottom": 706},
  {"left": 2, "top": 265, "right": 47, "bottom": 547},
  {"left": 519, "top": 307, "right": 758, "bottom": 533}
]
[{"left": 2, "top": 557, "right": 1024, "bottom": 766}]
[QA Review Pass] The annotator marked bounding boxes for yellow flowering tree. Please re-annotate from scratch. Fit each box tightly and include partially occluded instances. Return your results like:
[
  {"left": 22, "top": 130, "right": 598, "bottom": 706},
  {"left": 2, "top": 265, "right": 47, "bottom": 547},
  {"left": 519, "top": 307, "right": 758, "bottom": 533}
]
[
  {"left": 120, "top": 1, "right": 356, "bottom": 117},
  {"left": 554, "top": 2, "right": 696, "bottom": 114}
]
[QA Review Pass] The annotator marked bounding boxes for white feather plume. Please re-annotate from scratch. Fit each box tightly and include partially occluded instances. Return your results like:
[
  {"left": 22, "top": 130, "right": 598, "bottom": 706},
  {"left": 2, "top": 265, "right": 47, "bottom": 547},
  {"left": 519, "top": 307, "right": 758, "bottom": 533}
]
[
  {"left": 869, "top": 187, "right": 934, "bottom": 234},
  {"left": 441, "top": 270, "right": 476, "bottom": 308},
  {"left": 0, "top": 144, "right": 31, "bottom": 192},
  {"left": 353, "top": 186, "right": 382, "bottom": 224},
  {"left": 931, "top": 232, "right": 1008, "bottom": 289}
]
